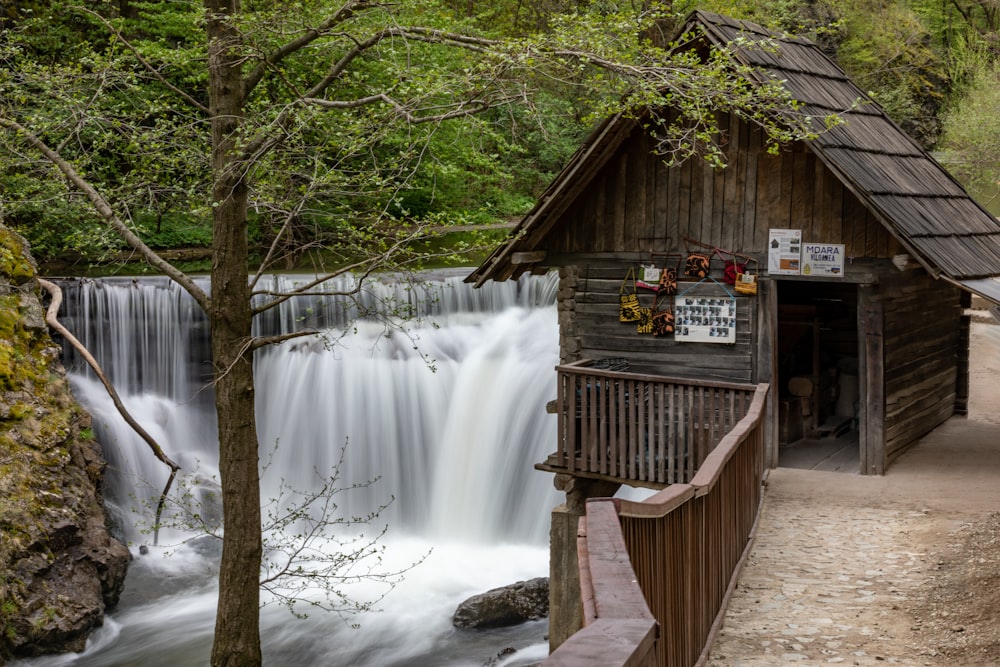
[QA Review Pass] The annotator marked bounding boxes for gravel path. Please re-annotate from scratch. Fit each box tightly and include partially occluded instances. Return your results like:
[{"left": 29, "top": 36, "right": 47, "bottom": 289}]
[{"left": 706, "top": 321, "right": 1000, "bottom": 666}]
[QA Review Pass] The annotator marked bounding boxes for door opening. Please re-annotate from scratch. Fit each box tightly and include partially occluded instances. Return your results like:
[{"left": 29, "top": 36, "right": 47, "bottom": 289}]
[{"left": 775, "top": 281, "right": 860, "bottom": 472}]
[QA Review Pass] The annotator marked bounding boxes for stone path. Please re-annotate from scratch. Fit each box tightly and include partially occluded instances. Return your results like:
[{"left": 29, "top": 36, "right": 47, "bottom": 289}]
[
  {"left": 707, "top": 481, "right": 941, "bottom": 665},
  {"left": 707, "top": 322, "right": 1000, "bottom": 666}
]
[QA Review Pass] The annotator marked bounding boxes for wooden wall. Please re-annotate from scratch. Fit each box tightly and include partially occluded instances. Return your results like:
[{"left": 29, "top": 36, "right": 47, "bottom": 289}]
[
  {"left": 543, "top": 111, "right": 968, "bottom": 474},
  {"left": 558, "top": 263, "right": 754, "bottom": 383},
  {"left": 548, "top": 112, "right": 903, "bottom": 384},
  {"left": 879, "top": 271, "right": 964, "bottom": 464},
  {"left": 543, "top": 113, "right": 903, "bottom": 260}
]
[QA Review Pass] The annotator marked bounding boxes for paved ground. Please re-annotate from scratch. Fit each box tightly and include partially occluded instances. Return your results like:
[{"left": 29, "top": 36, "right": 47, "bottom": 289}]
[{"left": 706, "top": 321, "right": 1000, "bottom": 666}]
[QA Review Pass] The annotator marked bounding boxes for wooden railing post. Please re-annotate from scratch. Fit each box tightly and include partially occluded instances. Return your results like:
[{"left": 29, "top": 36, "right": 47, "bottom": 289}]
[{"left": 552, "top": 361, "right": 757, "bottom": 487}]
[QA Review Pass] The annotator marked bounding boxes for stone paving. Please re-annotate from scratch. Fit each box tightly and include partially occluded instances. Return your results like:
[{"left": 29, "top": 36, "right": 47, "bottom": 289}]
[
  {"left": 706, "top": 424, "right": 1000, "bottom": 666},
  {"left": 707, "top": 488, "right": 939, "bottom": 666},
  {"left": 707, "top": 320, "right": 1000, "bottom": 667}
]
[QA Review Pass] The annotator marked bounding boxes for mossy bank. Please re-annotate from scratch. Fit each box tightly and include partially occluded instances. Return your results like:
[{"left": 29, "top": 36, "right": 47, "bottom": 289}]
[{"left": 0, "top": 223, "right": 130, "bottom": 663}]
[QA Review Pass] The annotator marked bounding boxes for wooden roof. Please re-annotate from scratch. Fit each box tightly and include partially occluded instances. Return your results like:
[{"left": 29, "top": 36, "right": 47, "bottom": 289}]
[{"left": 468, "top": 10, "right": 1000, "bottom": 287}]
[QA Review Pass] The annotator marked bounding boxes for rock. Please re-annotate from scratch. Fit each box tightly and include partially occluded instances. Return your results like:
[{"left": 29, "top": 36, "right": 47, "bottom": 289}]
[
  {"left": 0, "top": 224, "right": 131, "bottom": 663},
  {"left": 452, "top": 577, "right": 549, "bottom": 629},
  {"left": 482, "top": 646, "right": 523, "bottom": 666}
]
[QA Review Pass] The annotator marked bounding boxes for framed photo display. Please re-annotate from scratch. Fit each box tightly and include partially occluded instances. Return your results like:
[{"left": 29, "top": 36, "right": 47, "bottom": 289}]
[{"left": 674, "top": 295, "right": 737, "bottom": 344}]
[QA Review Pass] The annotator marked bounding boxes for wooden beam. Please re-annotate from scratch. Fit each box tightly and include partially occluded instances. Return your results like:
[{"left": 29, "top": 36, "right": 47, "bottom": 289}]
[
  {"left": 512, "top": 250, "right": 547, "bottom": 264},
  {"left": 859, "top": 285, "right": 885, "bottom": 475},
  {"left": 757, "top": 279, "right": 779, "bottom": 469}
]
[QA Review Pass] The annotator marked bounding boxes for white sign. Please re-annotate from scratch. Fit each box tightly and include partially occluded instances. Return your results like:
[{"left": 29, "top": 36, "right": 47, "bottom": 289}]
[
  {"left": 801, "top": 243, "right": 845, "bottom": 277},
  {"left": 768, "top": 229, "right": 801, "bottom": 275},
  {"left": 674, "top": 296, "right": 736, "bottom": 344}
]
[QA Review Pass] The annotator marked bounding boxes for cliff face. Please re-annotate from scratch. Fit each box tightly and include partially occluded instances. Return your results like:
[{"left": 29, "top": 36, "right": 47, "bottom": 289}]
[{"left": 0, "top": 224, "right": 130, "bottom": 663}]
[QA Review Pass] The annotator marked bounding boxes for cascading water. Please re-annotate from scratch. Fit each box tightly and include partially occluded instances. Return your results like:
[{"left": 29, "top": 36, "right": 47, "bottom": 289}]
[{"left": 17, "top": 269, "right": 562, "bottom": 667}]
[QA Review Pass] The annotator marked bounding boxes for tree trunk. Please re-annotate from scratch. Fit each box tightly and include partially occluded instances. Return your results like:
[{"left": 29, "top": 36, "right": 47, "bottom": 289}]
[{"left": 205, "top": 2, "right": 263, "bottom": 666}]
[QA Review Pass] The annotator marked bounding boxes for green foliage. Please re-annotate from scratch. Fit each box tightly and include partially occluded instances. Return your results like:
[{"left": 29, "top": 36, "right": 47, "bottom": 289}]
[
  {"left": 694, "top": 0, "right": 949, "bottom": 145},
  {"left": 940, "top": 59, "right": 1000, "bottom": 192},
  {"left": 831, "top": 0, "right": 945, "bottom": 121},
  {"left": 1, "top": 0, "right": 829, "bottom": 270},
  {"left": 24, "top": 0, "right": 540, "bottom": 264},
  {"left": 0, "top": 173, "right": 124, "bottom": 262},
  {"left": 135, "top": 214, "right": 213, "bottom": 250}
]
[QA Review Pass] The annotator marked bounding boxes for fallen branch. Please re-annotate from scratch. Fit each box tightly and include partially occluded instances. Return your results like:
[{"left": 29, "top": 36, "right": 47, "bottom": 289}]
[{"left": 38, "top": 278, "right": 180, "bottom": 546}]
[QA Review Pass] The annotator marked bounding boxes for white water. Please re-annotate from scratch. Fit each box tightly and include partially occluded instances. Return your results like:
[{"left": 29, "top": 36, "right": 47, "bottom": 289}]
[{"left": 17, "top": 270, "right": 561, "bottom": 667}]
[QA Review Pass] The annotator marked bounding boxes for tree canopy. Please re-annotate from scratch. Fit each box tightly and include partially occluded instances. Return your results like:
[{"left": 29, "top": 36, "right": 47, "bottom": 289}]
[{"left": 1, "top": 0, "right": 823, "bottom": 269}]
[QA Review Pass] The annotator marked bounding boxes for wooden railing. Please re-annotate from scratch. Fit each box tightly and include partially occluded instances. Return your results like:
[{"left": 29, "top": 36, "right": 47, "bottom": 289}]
[
  {"left": 541, "top": 499, "right": 659, "bottom": 667},
  {"left": 549, "top": 360, "right": 758, "bottom": 486},
  {"left": 543, "top": 383, "right": 769, "bottom": 667}
]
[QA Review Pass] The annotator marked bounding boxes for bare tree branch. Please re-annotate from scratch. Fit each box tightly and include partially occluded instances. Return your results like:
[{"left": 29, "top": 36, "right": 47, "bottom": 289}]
[
  {"left": 301, "top": 92, "right": 493, "bottom": 123},
  {"left": 243, "top": 0, "right": 379, "bottom": 100},
  {"left": 250, "top": 329, "right": 322, "bottom": 351},
  {"left": 250, "top": 257, "right": 376, "bottom": 316},
  {"left": 248, "top": 220, "right": 435, "bottom": 317}
]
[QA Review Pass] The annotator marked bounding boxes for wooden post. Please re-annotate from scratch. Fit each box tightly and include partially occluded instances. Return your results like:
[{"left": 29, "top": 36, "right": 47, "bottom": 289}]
[
  {"left": 548, "top": 476, "right": 621, "bottom": 653},
  {"left": 755, "top": 278, "right": 779, "bottom": 469},
  {"left": 858, "top": 285, "right": 884, "bottom": 475},
  {"left": 955, "top": 289, "right": 972, "bottom": 415}
]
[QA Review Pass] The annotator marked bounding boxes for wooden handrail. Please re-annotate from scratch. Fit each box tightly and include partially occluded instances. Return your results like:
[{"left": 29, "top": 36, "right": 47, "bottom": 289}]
[
  {"left": 557, "top": 359, "right": 758, "bottom": 392},
  {"left": 614, "top": 483, "right": 695, "bottom": 519},
  {"left": 543, "top": 382, "right": 770, "bottom": 667},
  {"left": 542, "top": 618, "right": 658, "bottom": 666},
  {"left": 547, "top": 499, "right": 659, "bottom": 667},
  {"left": 582, "top": 499, "right": 655, "bottom": 621},
  {"left": 689, "top": 384, "right": 769, "bottom": 495}
]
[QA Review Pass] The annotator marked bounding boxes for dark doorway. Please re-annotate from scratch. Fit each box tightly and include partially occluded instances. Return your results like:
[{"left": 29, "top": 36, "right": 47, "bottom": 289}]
[{"left": 775, "top": 281, "right": 860, "bottom": 472}]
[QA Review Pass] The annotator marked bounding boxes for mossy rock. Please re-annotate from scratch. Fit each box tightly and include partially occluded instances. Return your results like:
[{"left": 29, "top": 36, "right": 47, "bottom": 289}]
[
  {"left": 0, "top": 227, "right": 35, "bottom": 285},
  {"left": 0, "top": 222, "right": 130, "bottom": 662}
]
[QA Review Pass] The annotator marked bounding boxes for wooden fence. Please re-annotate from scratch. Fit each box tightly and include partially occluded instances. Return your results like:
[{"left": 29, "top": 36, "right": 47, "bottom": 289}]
[
  {"left": 552, "top": 360, "right": 758, "bottom": 486},
  {"left": 543, "top": 383, "right": 769, "bottom": 667}
]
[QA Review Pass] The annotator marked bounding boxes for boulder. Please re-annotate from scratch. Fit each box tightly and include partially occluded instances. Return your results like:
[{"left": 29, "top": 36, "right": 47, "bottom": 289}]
[{"left": 453, "top": 577, "right": 549, "bottom": 629}]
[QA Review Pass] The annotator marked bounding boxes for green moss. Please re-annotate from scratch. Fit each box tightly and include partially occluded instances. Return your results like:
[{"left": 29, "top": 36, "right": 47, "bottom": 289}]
[
  {"left": 1, "top": 599, "right": 19, "bottom": 641},
  {"left": 1, "top": 225, "right": 85, "bottom": 551},
  {"left": 0, "top": 295, "right": 40, "bottom": 393},
  {"left": 8, "top": 404, "right": 32, "bottom": 421},
  {"left": 0, "top": 293, "right": 55, "bottom": 398},
  {"left": 0, "top": 228, "right": 34, "bottom": 282}
]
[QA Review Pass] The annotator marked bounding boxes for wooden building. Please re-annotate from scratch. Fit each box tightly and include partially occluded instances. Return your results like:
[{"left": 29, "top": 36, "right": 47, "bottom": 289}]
[{"left": 469, "top": 11, "right": 1000, "bottom": 476}]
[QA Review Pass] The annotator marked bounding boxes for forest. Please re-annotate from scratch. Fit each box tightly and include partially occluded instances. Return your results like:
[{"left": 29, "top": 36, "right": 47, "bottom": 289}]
[{"left": 2, "top": 0, "right": 999, "bottom": 273}]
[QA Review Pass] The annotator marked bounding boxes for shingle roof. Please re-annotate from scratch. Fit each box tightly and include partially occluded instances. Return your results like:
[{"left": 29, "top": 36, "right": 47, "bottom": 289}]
[
  {"left": 696, "top": 11, "right": 1000, "bottom": 281},
  {"left": 468, "top": 11, "right": 1000, "bottom": 286}
]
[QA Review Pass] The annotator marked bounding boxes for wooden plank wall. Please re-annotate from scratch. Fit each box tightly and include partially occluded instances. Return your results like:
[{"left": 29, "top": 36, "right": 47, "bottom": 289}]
[
  {"left": 558, "top": 263, "right": 754, "bottom": 383},
  {"left": 546, "top": 113, "right": 903, "bottom": 260},
  {"left": 549, "top": 113, "right": 904, "bottom": 385},
  {"left": 881, "top": 272, "right": 964, "bottom": 464}
]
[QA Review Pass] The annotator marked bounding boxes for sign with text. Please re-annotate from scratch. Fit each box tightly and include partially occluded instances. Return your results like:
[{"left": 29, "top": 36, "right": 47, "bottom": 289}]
[
  {"left": 801, "top": 243, "right": 845, "bottom": 277},
  {"left": 768, "top": 229, "right": 801, "bottom": 275}
]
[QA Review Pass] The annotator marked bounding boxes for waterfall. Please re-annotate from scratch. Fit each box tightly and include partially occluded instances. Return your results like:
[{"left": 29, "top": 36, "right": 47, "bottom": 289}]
[{"left": 24, "top": 269, "right": 561, "bottom": 667}]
